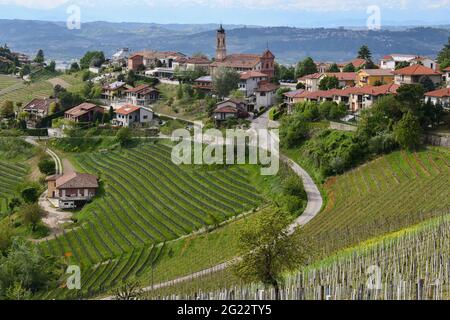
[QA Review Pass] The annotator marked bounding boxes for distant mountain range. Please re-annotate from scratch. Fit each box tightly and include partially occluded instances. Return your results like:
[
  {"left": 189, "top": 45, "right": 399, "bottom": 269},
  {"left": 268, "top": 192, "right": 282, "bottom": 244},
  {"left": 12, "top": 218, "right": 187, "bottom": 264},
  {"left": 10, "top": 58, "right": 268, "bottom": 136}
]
[{"left": 0, "top": 19, "right": 449, "bottom": 64}]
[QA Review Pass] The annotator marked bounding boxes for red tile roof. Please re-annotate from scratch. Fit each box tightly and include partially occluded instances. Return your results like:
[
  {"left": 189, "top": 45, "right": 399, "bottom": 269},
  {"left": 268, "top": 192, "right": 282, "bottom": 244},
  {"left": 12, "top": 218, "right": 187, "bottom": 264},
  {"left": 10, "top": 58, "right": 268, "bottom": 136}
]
[
  {"left": 283, "top": 89, "right": 306, "bottom": 98},
  {"left": 326, "top": 72, "right": 357, "bottom": 81},
  {"left": 256, "top": 81, "right": 279, "bottom": 92},
  {"left": 126, "top": 84, "right": 158, "bottom": 95},
  {"left": 214, "top": 106, "right": 238, "bottom": 113},
  {"left": 358, "top": 69, "right": 394, "bottom": 76},
  {"left": 240, "top": 71, "right": 268, "bottom": 80},
  {"left": 55, "top": 172, "right": 98, "bottom": 189},
  {"left": 425, "top": 88, "right": 450, "bottom": 98},
  {"left": 298, "top": 73, "right": 322, "bottom": 80},
  {"left": 23, "top": 98, "right": 57, "bottom": 113},
  {"left": 444, "top": 67, "right": 450, "bottom": 72},
  {"left": 393, "top": 64, "right": 442, "bottom": 76},
  {"left": 65, "top": 103, "right": 99, "bottom": 117},
  {"left": 211, "top": 54, "right": 261, "bottom": 69},
  {"left": 115, "top": 104, "right": 140, "bottom": 115}
]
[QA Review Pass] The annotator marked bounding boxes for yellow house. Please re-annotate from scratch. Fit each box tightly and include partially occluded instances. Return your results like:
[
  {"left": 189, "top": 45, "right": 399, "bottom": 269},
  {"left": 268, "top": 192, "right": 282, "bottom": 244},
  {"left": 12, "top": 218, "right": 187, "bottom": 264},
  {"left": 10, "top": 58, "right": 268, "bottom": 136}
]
[{"left": 357, "top": 69, "right": 394, "bottom": 87}]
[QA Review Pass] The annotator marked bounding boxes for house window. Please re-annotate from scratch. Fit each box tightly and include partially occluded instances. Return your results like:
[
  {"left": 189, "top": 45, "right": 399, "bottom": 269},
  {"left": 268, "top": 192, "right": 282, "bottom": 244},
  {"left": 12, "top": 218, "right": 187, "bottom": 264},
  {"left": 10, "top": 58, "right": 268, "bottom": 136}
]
[
  {"left": 260, "top": 92, "right": 266, "bottom": 96},
  {"left": 143, "top": 115, "right": 148, "bottom": 120}
]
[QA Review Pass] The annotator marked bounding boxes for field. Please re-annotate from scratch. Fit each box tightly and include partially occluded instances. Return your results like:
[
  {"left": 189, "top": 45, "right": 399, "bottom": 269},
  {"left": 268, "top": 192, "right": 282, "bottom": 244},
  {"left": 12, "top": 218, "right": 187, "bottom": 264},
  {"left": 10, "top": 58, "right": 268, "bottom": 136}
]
[
  {"left": 0, "top": 74, "right": 21, "bottom": 91},
  {"left": 144, "top": 147, "right": 450, "bottom": 299},
  {"left": 0, "top": 160, "right": 29, "bottom": 215},
  {"left": 39, "top": 141, "right": 266, "bottom": 297},
  {"left": 148, "top": 213, "right": 450, "bottom": 300}
]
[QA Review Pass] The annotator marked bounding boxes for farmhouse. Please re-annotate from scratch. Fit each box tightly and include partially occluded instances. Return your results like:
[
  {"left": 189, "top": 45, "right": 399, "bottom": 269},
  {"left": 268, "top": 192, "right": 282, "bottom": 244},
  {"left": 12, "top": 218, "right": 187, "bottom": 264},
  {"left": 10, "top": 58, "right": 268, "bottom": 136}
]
[
  {"left": 113, "top": 104, "right": 154, "bottom": 127},
  {"left": 393, "top": 65, "right": 442, "bottom": 86},
  {"left": 23, "top": 97, "right": 57, "bottom": 120},
  {"left": 357, "top": 69, "right": 394, "bottom": 86},
  {"left": 64, "top": 103, "right": 104, "bottom": 123},
  {"left": 213, "top": 99, "right": 249, "bottom": 123},
  {"left": 210, "top": 25, "right": 275, "bottom": 80},
  {"left": 46, "top": 172, "right": 98, "bottom": 209},
  {"left": 425, "top": 88, "right": 450, "bottom": 109},
  {"left": 126, "top": 84, "right": 160, "bottom": 106}
]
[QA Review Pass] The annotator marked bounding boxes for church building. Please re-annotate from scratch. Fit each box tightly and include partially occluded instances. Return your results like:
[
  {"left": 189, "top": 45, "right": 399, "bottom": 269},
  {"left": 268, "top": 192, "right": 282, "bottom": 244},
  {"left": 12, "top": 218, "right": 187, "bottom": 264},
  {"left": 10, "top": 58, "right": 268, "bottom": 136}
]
[{"left": 210, "top": 25, "right": 275, "bottom": 80}]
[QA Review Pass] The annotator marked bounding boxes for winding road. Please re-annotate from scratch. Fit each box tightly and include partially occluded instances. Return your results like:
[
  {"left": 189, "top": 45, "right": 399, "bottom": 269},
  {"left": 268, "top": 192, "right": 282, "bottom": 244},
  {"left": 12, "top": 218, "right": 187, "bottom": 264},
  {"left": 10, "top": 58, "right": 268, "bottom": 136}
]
[{"left": 102, "top": 109, "right": 324, "bottom": 299}]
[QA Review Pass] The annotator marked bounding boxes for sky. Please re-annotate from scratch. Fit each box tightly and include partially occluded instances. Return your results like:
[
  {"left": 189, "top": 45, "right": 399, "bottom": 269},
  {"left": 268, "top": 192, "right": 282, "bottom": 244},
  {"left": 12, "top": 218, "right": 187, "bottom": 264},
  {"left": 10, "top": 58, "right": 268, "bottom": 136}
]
[{"left": 0, "top": 0, "right": 449, "bottom": 27}]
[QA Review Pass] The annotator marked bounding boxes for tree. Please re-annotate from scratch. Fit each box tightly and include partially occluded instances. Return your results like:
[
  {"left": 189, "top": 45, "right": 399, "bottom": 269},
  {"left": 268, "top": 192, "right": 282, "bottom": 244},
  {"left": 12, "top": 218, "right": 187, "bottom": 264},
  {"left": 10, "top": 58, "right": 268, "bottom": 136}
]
[
  {"left": 357, "top": 45, "right": 372, "bottom": 60},
  {"left": 229, "top": 89, "right": 245, "bottom": 100},
  {"left": 212, "top": 67, "right": 240, "bottom": 98},
  {"left": 295, "top": 57, "right": 318, "bottom": 78},
  {"left": 419, "top": 76, "right": 435, "bottom": 92},
  {"left": 395, "top": 61, "right": 410, "bottom": 70},
  {"left": 116, "top": 127, "right": 132, "bottom": 147},
  {"left": 108, "top": 106, "right": 115, "bottom": 121},
  {"left": 20, "top": 203, "right": 44, "bottom": 232},
  {"left": 319, "top": 76, "right": 339, "bottom": 90},
  {"left": 0, "top": 101, "right": 15, "bottom": 119},
  {"left": 46, "top": 61, "right": 56, "bottom": 72},
  {"left": 394, "top": 111, "right": 422, "bottom": 150},
  {"left": 327, "top": 63, "right": 340, "bottom": 73},
  {"left": 48, "top": 102, "right": 60, "bottom": 115},
  {"left": 395, "top": 84, "right": 425, "bottom": 115},
  {"left": 342, "top": 63, "right": 355, "bottom": 72},
  {"left": 437, "top": 37, "right": 450, "bottom": 67},
  {"left": 21, "top": 186, "right": 40, "bottom": 204},
  {"left": 280, "top": 112, "right": 309, "bottom": 148},
  {"left": 69, "top": 62, "right": 80, "bottom": 72},
  {"left": 0, "top": 239, "right": 61, "bottom": 299},
  {"left": 38, "top": 158, "right": 56, "bottom": 175},
  {"left": 275, "top": 87, "right": 291, "bottom": 104},
  {"left": 34, "top": 49, "right": 44, "bottom": 64},
  {"left": 233, "top": 210, "right": 310, "bottom": 300},
  {"left": 176, "top": 83, "right": 184, "bottom": 100},
  {"left": 79, "top": 51, "right": 105, "bottom": 69}
]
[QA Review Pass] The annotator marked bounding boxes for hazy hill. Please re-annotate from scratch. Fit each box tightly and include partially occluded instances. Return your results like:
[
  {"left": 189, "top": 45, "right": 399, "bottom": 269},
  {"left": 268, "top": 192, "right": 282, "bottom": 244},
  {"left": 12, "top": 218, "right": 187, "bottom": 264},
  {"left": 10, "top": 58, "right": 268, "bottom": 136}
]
[{"left": 0, "top": 19, "right": 448, "bottom": 64}]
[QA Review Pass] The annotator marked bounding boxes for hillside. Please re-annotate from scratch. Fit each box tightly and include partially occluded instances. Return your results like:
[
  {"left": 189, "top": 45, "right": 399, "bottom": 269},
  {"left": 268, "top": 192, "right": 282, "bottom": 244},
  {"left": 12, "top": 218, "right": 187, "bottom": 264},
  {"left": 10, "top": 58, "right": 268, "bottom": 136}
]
[{"left": 1, "top": 19, "right": 449, "bottom": 63}]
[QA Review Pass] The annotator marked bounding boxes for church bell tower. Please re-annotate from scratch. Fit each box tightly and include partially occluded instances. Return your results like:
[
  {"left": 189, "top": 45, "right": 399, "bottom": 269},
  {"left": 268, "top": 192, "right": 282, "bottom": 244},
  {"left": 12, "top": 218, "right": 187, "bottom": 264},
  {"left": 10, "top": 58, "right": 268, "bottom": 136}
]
[{"left": 216, "top": 24, "right": 227, "bottom": 61}]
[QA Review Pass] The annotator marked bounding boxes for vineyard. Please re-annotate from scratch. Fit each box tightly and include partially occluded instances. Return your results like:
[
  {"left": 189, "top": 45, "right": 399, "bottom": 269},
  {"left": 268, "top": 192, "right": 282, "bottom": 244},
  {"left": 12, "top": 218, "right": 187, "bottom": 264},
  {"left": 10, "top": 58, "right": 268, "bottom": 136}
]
[
  {"left": 0, "top": 74, "right": 21, "bottom": 91},
  {"left": 302, "top": 148, "right": 450, "bottom": 256},
  {"left": 150, "top": 213, "right": 450, "bottom": 300},
  {"left": 0, "top": 160, "right": 29, "bottom": 216},
  {"left": 39, "top": 141, "right": 264, "bottom": 297}
]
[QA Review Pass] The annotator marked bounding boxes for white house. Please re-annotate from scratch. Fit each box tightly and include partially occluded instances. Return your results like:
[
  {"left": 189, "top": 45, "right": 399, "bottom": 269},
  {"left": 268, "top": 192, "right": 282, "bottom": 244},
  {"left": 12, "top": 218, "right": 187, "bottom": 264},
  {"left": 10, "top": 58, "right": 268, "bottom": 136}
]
[
  {"left": 298, "top": 73, "right": 322, "bottom": 92},
  {"left": 255, "top": 82, "right": 279, "bottom": 109},
  {"left": 113, "top": 104, "right": 154, "bottom": 127},
  {"left": 425, "top": 88, "right": 450, "bottom": 110},
  {"left": 89, "top": 66, "right": 101, "bottom": 74},
  {"left": 393, "top": 65, "right": 442, "bottom": 86},
  {"left": 112, "top": 48, "right": 130, "bottom": 62},
  {"left": 238, "top": 71, "right": 268, "bottom": 97},
  {"left": 444, "top": 67, "right": 450, "bottom": 87},
  {"left": 381, "top": 54, "right": 437, "bottom": 71}
]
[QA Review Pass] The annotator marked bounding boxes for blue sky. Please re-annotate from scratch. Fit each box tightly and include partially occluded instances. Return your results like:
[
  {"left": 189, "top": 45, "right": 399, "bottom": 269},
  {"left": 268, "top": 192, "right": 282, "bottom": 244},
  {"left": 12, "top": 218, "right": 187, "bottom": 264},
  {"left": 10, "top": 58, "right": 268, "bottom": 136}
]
[{"left": 0, "top": 0, "right": 449, "bottom": 27}]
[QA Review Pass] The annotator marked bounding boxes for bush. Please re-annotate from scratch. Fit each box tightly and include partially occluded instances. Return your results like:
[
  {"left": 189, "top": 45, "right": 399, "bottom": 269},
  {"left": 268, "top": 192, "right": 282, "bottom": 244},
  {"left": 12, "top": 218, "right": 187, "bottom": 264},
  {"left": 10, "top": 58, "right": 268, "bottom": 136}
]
[
  {"left": 280, "top": 113, "right": 310, "bottom": 148},
  {"left": 283, "top": 176, "right": 306, "bottom": 199},
  {"left": 21, "top": 187, "right": 40, "bottom": 204},
  {"left": 38, "top": 158, "right": 55, "bottom": 175}
]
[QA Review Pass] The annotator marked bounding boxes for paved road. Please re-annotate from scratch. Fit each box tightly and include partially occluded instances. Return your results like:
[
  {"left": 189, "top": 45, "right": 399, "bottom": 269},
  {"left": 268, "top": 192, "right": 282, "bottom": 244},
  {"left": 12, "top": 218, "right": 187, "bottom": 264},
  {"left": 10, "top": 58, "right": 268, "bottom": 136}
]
[{"left": 102, "top": 111, "right": 324, "bottom": 299}]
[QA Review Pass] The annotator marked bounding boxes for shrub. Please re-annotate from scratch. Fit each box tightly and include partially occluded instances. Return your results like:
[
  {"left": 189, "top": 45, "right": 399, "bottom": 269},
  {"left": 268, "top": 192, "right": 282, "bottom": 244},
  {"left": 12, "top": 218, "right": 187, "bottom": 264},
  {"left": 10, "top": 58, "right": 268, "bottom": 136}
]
[
  {"left": 21, "top": 187, "right": 40, "bottom": 204},
  {"left": 38, "top": 158, "right": 56, "bottom": 175},
  {"left": 283, "top": 176, "right": 306, "bottom": 199}
]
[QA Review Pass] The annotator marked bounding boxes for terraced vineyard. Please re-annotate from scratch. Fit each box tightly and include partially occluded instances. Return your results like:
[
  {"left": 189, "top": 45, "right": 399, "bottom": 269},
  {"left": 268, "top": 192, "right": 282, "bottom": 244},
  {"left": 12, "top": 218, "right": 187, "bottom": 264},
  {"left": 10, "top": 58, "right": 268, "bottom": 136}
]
[
  {"left": 302, "top": 148, "right": 450, "bottom": 255},
  {"left": 39, "top": 142, "right": 263, "bottom": 297},
  {"left": 0, "top": 80, "right": 53, "bottom": 106},
  {"left": 0, "top": 74, "right": 21, "bottom": 91},
  {"left": 0, "top": 160, "right": 29, "bottom": 215}
]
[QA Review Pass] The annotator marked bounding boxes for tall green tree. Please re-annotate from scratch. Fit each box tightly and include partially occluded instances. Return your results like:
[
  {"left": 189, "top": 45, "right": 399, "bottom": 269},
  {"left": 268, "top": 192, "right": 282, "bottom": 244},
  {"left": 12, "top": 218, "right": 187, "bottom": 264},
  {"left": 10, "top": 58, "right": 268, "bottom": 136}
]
[
  {"left": 0, "top": 101, "right": 15, "bottom": 119},
  {"left": 34, "top": 49, "right": 44, "bottom": 64},
  {"left": 20, "top": 203, "right": 44, "bottom": 232},
  {"left": 319, "top": 75, "right": 340, "bottom": 90},
  {"left": 79, "top": 51, "right": 105, "bottom": 69},
  {"left": 233, "top": 210, "right": 310, "bottom": 300},
  {"left": 342, "top": 63, "right": 355, "bottom": 72},
  {"left": 357, "top": 45, "right": 372, "bottom": 60},
  {"left": 327, "top": 63, "right": 340, "bottom": 73},
  {"left": 212, "top": 67, "right": 240, "bottom": 98},
  {"left": 437, "top": 37, "right": 450, "bottom": 69},
  {"left": 296, "top": 57, "right": 318, "bottom": 78},
  {"left": 394, "top": 111, "right": 423, "bottom": 150}
]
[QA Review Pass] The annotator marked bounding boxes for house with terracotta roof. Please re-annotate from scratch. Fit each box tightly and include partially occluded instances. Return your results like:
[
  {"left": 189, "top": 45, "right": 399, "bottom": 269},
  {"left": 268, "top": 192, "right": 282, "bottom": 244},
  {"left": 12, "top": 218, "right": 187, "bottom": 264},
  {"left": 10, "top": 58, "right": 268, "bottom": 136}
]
[
  {"left": 46, "top": 172, "right": 98, "bottom": 209},
  {"left": 23, "top": 98, "right": 58, "bottom": 120},
  {"left": 325, "top": 72, "right": 357, "bottom": 88},
  {"left": 255, "top": 81, "right": 279, "bottom": 109},
  {"left": 64, "top": 103, "right": 104, "bottom": 123},
  {"left": 357, "top": 69, "right": 394, "bottom": 86},
  {"left": 337, "top": 58, "right": 367, "bottom": 71},
  {"left": 238, "top": 71, "right": 268, "bottom": 97},
  {"left": 213, "top": 99, "right": 248, "bottom": 123},
  {"left": 298, "top": 73, "right": 322, "bottom": 92},
  {"left": 425, "top": 88, "right": 450, "bottom": 110},
  {"left": 173, "top": 56, "right": 212, "bottom": 73},
  {"left": 210, "top": 25, "right": 275, "bottom": 80},
  {"left": 193, "top": 76, "right": 213, "bottom": 92},
  {"left": 128, "top": 50, "right": 186, "bottom": 72},
  {"left": 113, "top": 104, "right": 154, "bottom": 127},
  {"left": 347, "top": 84, "right": 400, "bottom": 112},
  {"left": 126, "top": 84, "right": 160, "bottom": 106},
  {"left": 393, "top": 65, "right": 442, "bottom": 86}
]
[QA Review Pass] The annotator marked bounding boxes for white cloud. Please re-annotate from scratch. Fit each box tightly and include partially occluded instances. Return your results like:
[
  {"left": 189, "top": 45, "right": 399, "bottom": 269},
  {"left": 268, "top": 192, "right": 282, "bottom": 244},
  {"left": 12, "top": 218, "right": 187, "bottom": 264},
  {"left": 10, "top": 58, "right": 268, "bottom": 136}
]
[
  {"left": 0, "top": 0, "right": 69, "bottom": 9},
  {"left": 1, "top": 0, "right": 449, "bottom": 11}
]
